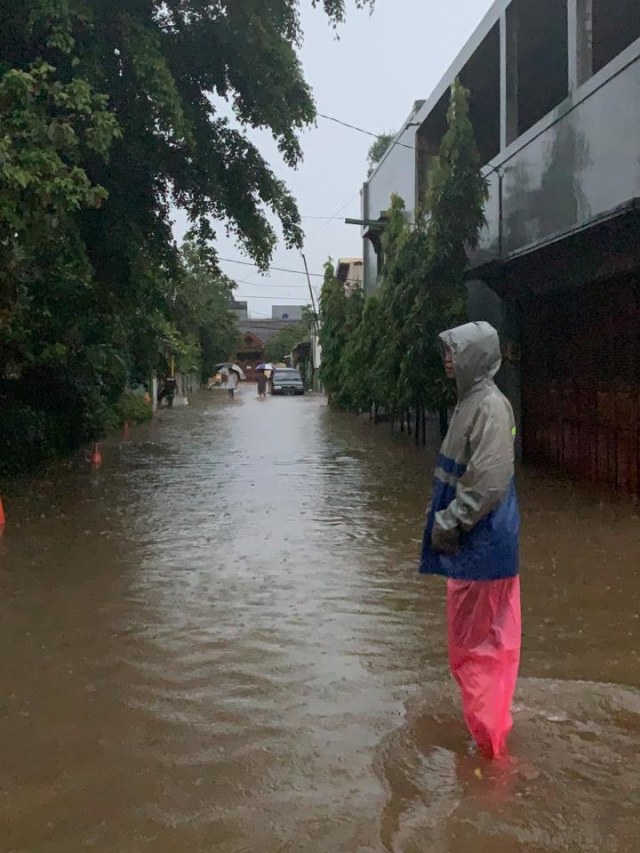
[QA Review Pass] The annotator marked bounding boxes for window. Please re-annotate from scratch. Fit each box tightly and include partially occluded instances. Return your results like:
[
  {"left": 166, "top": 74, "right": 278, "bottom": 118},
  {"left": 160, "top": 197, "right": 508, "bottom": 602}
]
[
  {"left": 459, "top": 23, "right": 501, "bottom": 164},
  {"left": 416, "top": 91, "right": 448, "bottom": 206},
  {"left": 416, "top": 25, "right": 500, "bottom": 205},
  {"left": 507, "top": 0, "right": 569, "bottom": 140},
  {"left": 592, "top": 0, "right": 640, "bottom": 75}
]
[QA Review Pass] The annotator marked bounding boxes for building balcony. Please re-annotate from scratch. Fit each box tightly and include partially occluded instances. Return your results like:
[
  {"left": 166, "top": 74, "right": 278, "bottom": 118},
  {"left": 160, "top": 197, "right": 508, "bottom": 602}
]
[{"left": 474, "top": 35, "right": 640, "bottom": 272}]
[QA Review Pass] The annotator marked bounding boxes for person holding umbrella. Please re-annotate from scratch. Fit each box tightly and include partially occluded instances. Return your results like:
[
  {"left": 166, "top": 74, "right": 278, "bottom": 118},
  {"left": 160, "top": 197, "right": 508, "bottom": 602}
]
[
  {"left": 256, "top": 371, "right": 268, "bottom": 399},
  {"left": 226, "top": 368, "right": 239, "bottom": 399},
  {"left": 213, "top": 363, "right": 245, "bottom": 399},
  {"left": 255, "top": 362, "right": 273, "bottom": 399}
]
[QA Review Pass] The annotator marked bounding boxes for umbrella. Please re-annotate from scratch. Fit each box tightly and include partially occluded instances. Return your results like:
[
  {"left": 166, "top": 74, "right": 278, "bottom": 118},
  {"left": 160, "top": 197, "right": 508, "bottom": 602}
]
[
  {"left": 255, "top": 362, "right": 274, "bottom": 372},
  {"left": 214, "top": 362, "right": 246, "bottom": 380}
]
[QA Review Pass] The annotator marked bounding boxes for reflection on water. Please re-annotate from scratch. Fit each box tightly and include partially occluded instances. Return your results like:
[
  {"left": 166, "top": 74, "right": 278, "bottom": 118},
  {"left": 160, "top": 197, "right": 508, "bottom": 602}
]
[{"left": 1, "top": 389, "right": 639, "bottom": 851}]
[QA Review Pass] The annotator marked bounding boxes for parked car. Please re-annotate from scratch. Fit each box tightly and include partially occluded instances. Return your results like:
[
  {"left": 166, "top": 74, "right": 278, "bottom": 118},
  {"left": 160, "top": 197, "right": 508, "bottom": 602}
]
[{"left": 271, "top": 368, "right": 305, "bottom": 396}]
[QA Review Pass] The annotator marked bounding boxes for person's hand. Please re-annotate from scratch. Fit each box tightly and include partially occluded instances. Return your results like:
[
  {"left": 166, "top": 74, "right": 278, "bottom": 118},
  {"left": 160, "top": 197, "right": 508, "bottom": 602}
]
[{"left": 431, "top": 524, "right": 460, "bottom": 556}]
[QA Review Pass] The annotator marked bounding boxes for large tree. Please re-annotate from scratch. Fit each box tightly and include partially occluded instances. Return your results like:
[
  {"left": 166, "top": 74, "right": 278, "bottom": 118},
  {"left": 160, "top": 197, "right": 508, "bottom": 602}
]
[
  {"left": 169, "top": 242, "right": 239, "bottom": 380},
  {"left": 0, "top": 0, "right": 374, "bottom": 471},
  {"left": 318, "top": 262, "right": 348, "bottom": 403},
  {"left": 318, "top": 262, "right": 363, "bottom": 405}
]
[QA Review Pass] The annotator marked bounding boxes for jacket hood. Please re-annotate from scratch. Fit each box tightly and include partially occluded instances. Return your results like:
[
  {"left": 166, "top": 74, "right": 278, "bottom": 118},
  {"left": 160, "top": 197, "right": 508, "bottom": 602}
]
[{"left": 439, "top": 321, "right": 501, "bottom": 397}]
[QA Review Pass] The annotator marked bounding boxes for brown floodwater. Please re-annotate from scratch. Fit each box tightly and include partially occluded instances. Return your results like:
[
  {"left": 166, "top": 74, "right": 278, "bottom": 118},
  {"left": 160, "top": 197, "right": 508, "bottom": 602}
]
[{"left": 1, "top": 388, "right": 639, "bottom": 852}]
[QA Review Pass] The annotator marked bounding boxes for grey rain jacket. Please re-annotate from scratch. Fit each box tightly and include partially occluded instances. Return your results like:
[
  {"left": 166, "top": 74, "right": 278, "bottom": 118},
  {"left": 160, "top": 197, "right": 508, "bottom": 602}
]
[{"left": 419, "top": 321, "right": 520, "bottom": 581}]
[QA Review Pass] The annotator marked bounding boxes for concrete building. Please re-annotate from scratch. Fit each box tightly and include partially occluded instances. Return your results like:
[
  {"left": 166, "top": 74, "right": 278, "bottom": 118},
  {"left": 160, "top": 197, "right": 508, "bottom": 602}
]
[
  {"left": 335, "top": 258, "right": 364, "bottom": 295},
  {"left": 231, "top": 300, "right": 248, "bottom": 321},
  {"left": 362, "top": 101, "right": 424, "bottom": 295},
  {"left": 272, "top": 305, "right": 304, "bottom": 321},
  {"left": 361, "top": 0, "right": 640, "bottom": 493}
]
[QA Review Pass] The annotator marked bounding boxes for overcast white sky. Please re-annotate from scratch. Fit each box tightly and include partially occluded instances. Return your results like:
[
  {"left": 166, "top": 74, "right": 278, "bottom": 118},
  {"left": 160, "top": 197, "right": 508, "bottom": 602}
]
[{"left": 176, "top": 0, "right": 495, "bottom": 318}]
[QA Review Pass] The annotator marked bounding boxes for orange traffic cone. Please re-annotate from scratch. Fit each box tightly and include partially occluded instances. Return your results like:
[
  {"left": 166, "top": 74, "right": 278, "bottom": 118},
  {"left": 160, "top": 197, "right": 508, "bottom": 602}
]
[
  {"left": 0, "top": 495, "right": 5, "bottom": 535},
  {"left": 90, "top": 443, "right": 103, "bottom": 469}
]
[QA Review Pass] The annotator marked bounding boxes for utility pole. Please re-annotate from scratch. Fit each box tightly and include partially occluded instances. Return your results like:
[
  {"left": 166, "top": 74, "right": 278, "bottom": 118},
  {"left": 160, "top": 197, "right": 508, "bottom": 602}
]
[
  {"left": 301, "top": 254, "right": 321, "bottom": 391},
  {"left": 301, "top": 254, "right": 319, "bottom": 326}
]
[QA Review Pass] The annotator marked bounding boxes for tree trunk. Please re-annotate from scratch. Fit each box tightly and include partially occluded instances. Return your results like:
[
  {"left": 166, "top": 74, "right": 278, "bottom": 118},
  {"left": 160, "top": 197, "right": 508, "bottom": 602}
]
[{"left": 415, "top": 407, "right": 420, "bottom": 445}]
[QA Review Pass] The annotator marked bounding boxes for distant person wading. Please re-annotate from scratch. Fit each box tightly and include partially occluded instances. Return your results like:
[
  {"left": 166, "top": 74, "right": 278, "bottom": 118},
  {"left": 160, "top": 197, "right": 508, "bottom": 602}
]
[
  {"left": 257, "top": 372, "right": 268, "bottom": 399},
  {"left": 226, "top": 370, "right": 239, "bottom": 399}
]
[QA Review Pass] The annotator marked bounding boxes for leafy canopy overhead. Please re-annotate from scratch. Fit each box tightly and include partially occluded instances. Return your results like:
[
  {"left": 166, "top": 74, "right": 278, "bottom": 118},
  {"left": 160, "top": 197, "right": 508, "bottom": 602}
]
[{"left": 0, "top": 0, "right": 374, "bottom": 472}]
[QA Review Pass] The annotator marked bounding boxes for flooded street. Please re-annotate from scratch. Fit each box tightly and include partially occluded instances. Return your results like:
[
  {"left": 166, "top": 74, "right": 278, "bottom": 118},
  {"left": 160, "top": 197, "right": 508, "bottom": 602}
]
[{"left": 2, "top": 388, "right": 640, "bottom": 852}]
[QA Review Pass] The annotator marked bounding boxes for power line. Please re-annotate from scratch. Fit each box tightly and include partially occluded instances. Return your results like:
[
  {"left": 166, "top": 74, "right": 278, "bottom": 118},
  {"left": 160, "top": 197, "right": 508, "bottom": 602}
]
[
  {"left": 236, "top": 279, "right": 338, "bottom": 293},
  {"left": 220, "top": 257, "right": 324, "bottom": 277},
  {"left": 236, "top": 294, "right": 312, "bottom": 300},
  {"left": 234, "top": 278, "right": 314, "bottom": 290},
  {"left": 219, "top": 115, "right": 414, "bottom": 284},
  {"left": 234, "top": 279, "right": 357, "bottom": 293},
  {"left": 307, "top": 189, "right": 361, "bottom": 237},
  {"left": 317, "top": 112, "right": 415, "bottom": 151},
  {"left": 300, "top": 215, "right": 348, "bottom": 220},
  {"left": 222, "top": 257, "right": 359, "bottom": 287}
]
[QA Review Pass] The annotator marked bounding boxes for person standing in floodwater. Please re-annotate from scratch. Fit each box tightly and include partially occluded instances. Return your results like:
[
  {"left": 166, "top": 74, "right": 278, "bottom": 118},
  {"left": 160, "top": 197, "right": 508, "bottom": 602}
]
[
  {"left": 157, "top": 376, "right": 177, "bottom": 408},
  {"left": 419, "top": 321, "right": 521, "bottom": 759}
]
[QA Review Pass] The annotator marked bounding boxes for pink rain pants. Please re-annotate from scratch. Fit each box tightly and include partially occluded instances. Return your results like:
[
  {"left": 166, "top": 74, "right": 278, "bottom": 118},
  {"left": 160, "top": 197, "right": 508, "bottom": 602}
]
[{"left": 447, "top": 576, "right": 521, "bottom": 759}]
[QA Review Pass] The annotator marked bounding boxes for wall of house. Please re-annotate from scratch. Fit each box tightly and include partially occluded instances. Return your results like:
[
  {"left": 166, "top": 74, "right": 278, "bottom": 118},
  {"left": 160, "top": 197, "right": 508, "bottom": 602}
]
[
  {"left": 366, "top": 121, "right": 418, "bottom": 223},
  {"left": 466, "top": 281, "right": 522, "bottom": 456},
  {"left": 272, "top": 305, "right": 303, "bottom": 321},
  {"left": 363, "top": 238, "right": 378, "bottom": 296},
  {"left": 521, "top": 273, "right": 640, "bottom": 493},
  {"left": 358, "top": 0, "right": 640, "bottom": 489},
  {"left": 421, "top": 0, "right": 640, "bottom": 489},
  {"left": 362, "top": 105, "right": 422, "bottom": 295}
]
